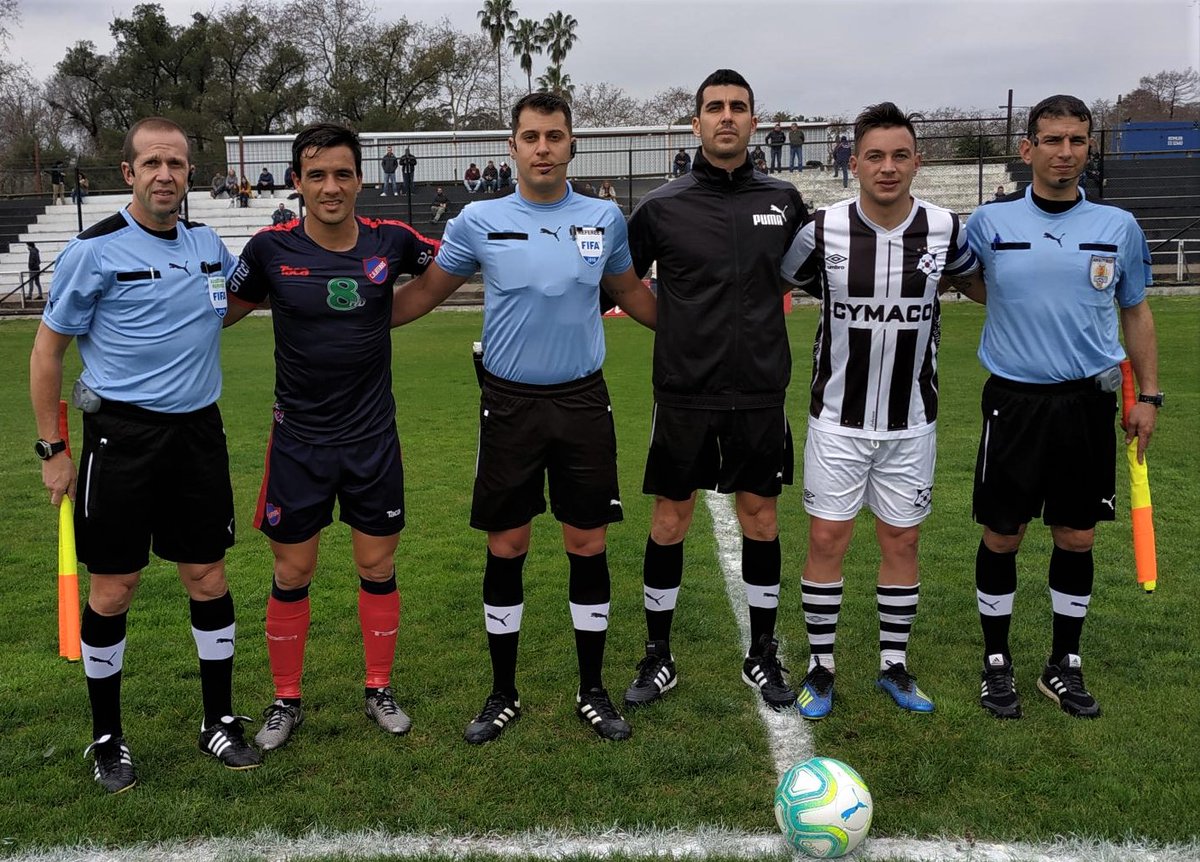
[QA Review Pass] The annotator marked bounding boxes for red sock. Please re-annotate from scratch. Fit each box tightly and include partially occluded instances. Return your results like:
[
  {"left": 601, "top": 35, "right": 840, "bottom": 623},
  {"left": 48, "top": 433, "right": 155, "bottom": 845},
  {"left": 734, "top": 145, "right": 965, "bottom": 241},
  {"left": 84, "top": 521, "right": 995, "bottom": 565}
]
[
  {"left": 359, "top": 581, "right": 400, "bottom": 689},
  {"left": 265, "top": 594, "right": 310, "bottom": 699}
]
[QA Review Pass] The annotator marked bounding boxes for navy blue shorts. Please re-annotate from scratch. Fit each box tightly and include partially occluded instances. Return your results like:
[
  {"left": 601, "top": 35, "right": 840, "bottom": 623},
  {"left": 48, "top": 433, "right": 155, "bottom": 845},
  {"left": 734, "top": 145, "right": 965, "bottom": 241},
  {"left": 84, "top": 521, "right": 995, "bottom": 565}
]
[
  {"left": 254, "top": 425, "right": 406, "bottom": 543},
  {"left": 76, "top": 401, "right": 235, "bottom": 575},
  {"left": 471, "top": 370, "right": 623, "bottom": 532}
]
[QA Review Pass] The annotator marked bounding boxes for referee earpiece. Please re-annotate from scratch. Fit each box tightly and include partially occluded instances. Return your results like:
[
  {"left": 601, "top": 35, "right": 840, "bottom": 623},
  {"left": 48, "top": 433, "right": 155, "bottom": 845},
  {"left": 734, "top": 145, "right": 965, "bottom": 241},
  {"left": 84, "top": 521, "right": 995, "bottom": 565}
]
[{"left": 570, "top": 140, "right": 577, "bottom": 159}]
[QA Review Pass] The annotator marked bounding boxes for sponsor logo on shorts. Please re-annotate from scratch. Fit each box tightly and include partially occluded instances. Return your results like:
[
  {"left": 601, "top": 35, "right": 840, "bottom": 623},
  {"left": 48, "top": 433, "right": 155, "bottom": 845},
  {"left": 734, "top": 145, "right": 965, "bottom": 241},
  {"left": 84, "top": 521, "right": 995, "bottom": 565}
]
[
  {"left": 387, "top": 508, "right": 403, "bottom": 518},
  {"left": 803, "top": 489, "right": 816, "bottom": 502},
  {"left": 1100, "top": 494, "right": 1115, "bottom": 511},
  {"left": 265, "top": 503, "right": 282, "bottom": 526}
]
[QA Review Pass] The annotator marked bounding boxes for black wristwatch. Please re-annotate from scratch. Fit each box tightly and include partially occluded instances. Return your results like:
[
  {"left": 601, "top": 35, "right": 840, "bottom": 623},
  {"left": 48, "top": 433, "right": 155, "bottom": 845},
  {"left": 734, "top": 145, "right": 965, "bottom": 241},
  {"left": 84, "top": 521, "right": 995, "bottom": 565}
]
[
  {"left": 34, "top": 438, "right": 67, "bottom": 460},
  {"left": 1137, "top": 392, "right": 1165, "bottom": 408}
]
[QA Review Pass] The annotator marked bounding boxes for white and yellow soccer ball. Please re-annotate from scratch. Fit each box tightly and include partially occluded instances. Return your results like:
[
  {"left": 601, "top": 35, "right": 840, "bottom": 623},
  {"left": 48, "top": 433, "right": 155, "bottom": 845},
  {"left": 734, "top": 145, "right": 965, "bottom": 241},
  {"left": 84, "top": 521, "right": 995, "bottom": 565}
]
[{"left": 774, "top": 756, "right": 873, "bottom": 858}]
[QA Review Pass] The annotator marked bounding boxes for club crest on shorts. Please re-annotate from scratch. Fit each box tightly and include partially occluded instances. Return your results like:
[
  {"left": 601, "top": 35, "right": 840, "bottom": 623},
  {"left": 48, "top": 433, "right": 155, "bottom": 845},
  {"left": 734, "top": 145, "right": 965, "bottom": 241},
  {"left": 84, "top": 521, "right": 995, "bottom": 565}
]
[
  {"left": 363, "top": 256, "right": 388, "bottom": 285},
  {"left": 207, "top": 275, "right": 227, "bottom": 318},
  {"left": 1089, "top": 254, "right": 1115, "bottom": 290},
  {"left": 571, "top": 225, "right": 604, "bottom": 266},
  {"left": 265, "top": 503, "right": 282, "bottom": 527}
]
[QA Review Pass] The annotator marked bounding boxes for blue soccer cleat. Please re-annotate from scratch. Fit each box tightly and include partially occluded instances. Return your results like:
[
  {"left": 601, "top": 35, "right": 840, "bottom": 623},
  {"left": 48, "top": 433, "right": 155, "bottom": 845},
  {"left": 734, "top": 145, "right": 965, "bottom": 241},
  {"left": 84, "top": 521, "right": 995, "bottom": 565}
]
[
  {"left": 794, "top": 663, "right": 835, "bottom": 720},
  {"left": 877, "top": 662, "right": 935, "bottom": 713}
]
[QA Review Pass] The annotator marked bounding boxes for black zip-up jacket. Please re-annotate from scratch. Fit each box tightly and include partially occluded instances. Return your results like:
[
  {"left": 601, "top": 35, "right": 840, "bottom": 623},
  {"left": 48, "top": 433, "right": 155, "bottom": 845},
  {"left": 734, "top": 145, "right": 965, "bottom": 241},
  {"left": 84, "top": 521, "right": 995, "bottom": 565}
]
[{"left": 628, "top": 149, "right": 807, "bottom": 409}]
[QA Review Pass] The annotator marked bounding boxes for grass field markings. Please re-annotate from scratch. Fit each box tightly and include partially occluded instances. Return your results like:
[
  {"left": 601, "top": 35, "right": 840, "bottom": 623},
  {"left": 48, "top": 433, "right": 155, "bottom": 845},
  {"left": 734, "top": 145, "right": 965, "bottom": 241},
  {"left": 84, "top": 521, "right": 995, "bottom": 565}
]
[
  {"left": 10, "top": 828, "right": 1200, "bottom": 862},
  {"left": 702, "top": 490, "right": 813, "bottom": 779}
]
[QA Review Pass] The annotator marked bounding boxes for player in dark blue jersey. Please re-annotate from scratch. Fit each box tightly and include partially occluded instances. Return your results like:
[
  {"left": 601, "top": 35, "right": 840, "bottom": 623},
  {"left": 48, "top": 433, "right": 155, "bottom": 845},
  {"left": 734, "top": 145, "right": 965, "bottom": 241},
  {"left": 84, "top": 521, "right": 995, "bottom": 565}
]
[
  {"left": 225, "top": 123, "right": 438, "bottom": 751},
  {"left": 394, "top": 92, "right": 656, "bottom": 745}
]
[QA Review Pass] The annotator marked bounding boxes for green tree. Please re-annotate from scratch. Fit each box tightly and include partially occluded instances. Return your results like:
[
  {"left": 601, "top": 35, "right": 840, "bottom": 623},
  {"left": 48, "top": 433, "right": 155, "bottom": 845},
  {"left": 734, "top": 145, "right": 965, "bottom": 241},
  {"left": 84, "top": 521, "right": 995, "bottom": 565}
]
[
  {"left": 507, "top": 17, "right": 543, "bottom": 95},
  {"left": 536, "top": 65, "right": 573, "bottom": 101},
  {"left": 540, "top": 10, "right": 578, "bottom": 68},
  {"left": 478, "top": 0, "right": 517, "bottom": 126}
]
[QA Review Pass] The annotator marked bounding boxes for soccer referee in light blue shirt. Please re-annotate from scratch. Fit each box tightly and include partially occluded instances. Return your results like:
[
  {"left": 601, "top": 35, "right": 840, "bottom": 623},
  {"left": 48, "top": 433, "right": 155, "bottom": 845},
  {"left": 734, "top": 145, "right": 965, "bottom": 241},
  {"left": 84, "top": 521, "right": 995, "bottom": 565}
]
[
  {"left": 961, "top": 95, "right": 1161, "bottom": 722},
  {"left": 393, "top": 92, "right": 657, "bottom": 746}
]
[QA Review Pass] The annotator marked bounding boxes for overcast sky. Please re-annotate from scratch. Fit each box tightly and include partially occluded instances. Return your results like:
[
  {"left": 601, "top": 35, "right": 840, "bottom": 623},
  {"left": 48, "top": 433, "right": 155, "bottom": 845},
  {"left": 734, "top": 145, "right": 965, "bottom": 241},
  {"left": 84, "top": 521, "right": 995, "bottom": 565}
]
[{"left": 12, "top": 0, "right": 1198, "bottom": 121}]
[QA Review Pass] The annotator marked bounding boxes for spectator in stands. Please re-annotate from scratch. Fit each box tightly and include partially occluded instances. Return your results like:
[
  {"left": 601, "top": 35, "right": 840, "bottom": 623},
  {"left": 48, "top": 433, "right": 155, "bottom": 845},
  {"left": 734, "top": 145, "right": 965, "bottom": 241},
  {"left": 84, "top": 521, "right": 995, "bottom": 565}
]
[
  {"left": 48, "top": 162, "right": 66, "bottom": 206},
  {"left": 832, "top": 136, "right": 852, "bottom": 188},
  {"left": 754, "top": 156, "right": 769, "bottom": 174},
  {"left": 673, "top": 148, "right": 691, "bottom": 177},
  {"left": 464, "top": 163, "right": 482, "bottom": 193},
  {"left": 579, "top": 181, "right": 596, "bottom": 195},
  {"left": 283, "top": 164, "right": 295, "bottom": 191},
  {"left": 1083, "top": 145, "right": 1102, "bottom": 198},
  {"left": 399, "top": 147, "right": 417, "bottom": 196},
  {"left": 750, "top": 143, "right": 766, "bottom": 168},
  {"left": 498, "top": 162, "right": 512, "bottom": 189},
  {"left": 225, "top": 169, "right": 238, "bottom": 207},
  {"left": 481, "top": 160, "right": 499, "bottom": 193},
  {"left": 431, "top": 187, "right": 449, "bottom": 222},
  {"left": 765, "top": 122, "right": 786, "bottom": 172},
  {"left": 598, "top": 179, "right": 618, "bottom": 206},
  {"left": 238, "top": 175, "right": 252, "bottom": 208},
  {"left": 993, "top": 184, "right": 1007, "bottom": 201},
  {"left": 257, "top": 167, "right": 275, "bottom": 197},
  {"left": 26, "top": 241, "right": 42, "bottom": 300},
  {"left": 72, "top": 172, "right": 90, "bottom": 204},
  {"left": 271, "top": 202, "right": 296, "bottom": 226},
  {"left": 381, "top": 146, "right": 399, "bottom": 196},
  {"left": 211, "top": 171, "right": 226, "bottom": 198},
  {"left": 788, "top": 123, "right": 806, "bottom": 172}
]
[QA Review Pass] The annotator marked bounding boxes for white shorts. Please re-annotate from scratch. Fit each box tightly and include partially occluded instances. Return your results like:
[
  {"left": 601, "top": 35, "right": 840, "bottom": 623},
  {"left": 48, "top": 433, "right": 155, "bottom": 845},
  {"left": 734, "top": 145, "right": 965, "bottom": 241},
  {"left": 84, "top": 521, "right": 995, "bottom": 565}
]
[{"left": 802, "top": 424, "right": 936, "bottom": 527}]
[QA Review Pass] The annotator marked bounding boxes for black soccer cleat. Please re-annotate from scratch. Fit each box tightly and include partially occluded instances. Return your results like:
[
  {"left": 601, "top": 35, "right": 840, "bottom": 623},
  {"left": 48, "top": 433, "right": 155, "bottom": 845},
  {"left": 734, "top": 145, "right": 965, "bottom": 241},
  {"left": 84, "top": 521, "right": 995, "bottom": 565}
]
[
  {"left": 742, "top": 635, "right": 796, "bottom": 710},
  {"left": 623, "top": 640, "right": 678, "bottom": 708},
  {"left": 1037, "top": 653, "right": 1100, "bottom": 719},
  {"left": 576, "top": 687, "right": 632, "bottom": 741},
  {"left": 980, "top": 653, "right": 1022, "bottom": 719},
  {"left": 464, "top": 691, "right": 521, "bottom": 745},
  {"left": 84, "top": 734, "right": 137, "bottom": 794},
  {"left": 199, "top": 715, "right": 263, "bottom": 769}
]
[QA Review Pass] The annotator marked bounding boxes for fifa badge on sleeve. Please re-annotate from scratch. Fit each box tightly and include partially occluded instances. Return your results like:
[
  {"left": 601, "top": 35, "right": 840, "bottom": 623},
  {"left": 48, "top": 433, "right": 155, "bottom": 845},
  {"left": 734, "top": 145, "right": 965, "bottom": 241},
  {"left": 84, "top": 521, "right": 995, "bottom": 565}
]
[
  {"left": 208, "top": 274, "right": 228, "bottom": 318},
  {"left": 572, "top": 225, "right": 604, "bottom": 266}
]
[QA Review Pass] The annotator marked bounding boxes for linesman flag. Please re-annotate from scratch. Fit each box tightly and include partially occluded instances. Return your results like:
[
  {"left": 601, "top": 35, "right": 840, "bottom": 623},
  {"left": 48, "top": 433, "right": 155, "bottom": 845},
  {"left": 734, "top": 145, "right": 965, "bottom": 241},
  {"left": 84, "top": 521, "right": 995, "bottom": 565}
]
[
  {"left": 57, "top": 400, "right": 81, "bottom": 660},
  {"left": 1120, "top": 360, "right": 1157, "bottom": 593}
]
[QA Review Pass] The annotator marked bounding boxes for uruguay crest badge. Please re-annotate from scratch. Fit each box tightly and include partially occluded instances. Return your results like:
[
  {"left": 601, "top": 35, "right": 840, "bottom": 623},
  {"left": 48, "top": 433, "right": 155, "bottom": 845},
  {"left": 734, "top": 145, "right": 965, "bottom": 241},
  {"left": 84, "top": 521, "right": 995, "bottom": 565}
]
[{"left": 1089, "top": 254, "right": 1115, "bottom": 290}]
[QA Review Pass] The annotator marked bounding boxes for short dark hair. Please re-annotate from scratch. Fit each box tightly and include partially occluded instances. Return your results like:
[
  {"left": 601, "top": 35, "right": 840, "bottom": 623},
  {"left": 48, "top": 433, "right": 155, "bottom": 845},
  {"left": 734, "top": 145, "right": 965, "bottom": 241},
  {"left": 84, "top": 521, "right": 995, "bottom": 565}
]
[
  {"left": 511, "top": 92, "right": 573, "bottom": 134},
  {"left": 292, "top": 122, "right": 362, "bottom": 178},
  {"left": 1026, "top": 95, "right": 1092, "bottom": 140},
  {"left": 123, "top": 116, "right": 190, "bottom": 166},
  {"left": 694, "top": 69, "right": 754, "bottom": 117},
  {"left": 852, "top": 102, "right": 920, "bottom": 154}
]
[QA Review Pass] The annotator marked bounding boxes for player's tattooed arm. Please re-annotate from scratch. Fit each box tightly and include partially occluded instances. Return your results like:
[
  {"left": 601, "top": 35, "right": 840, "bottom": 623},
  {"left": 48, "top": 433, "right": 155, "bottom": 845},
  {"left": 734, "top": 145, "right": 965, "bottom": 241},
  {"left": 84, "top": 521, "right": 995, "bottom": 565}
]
[
  {"left": 601, "top": 267, "right": 657, "bottom": 330},
  {"left": 392, "top": 262, "right": 469, "bottom": 326},
  {"left": 941, "top": 270, "right": 986, "bottom": 304}
]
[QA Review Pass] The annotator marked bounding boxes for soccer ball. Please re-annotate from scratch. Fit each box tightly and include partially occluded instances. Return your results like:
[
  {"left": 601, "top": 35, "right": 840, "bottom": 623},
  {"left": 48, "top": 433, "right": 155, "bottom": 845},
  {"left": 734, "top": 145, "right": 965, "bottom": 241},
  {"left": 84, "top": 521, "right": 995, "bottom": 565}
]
[{"left": 774, "top": 756, "right": 873, "bottom": 858}]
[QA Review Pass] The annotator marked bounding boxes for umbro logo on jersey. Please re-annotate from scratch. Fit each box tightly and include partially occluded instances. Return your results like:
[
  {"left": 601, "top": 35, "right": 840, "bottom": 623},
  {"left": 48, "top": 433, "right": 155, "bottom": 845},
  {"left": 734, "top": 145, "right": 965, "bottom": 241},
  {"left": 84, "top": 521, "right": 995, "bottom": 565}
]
[
  {"left": 752, "top": 212, "right": 785, "bottom": 226},
  {"left": 169, "top": 261, "right": 191, "bottom": 275},
  {"left": 825, "top": 253, "right": 847, "bottom": 270},
  {"left": 280, "top": 264, "right": 310, "bottom": 277}
]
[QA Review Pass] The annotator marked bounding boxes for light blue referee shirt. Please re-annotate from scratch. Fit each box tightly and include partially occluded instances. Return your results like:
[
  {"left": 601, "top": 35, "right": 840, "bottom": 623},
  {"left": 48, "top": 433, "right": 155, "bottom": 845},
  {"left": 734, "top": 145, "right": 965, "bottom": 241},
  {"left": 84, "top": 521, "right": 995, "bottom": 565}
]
[
  {"left": 434, "top": 184, "right": 633, "bottom": 385},
  {"left": 43, "top": 208, "right": 237, "bottom": 412},
  {"left": 965, "top": 187, "right": 1152, "bottom": 384}
]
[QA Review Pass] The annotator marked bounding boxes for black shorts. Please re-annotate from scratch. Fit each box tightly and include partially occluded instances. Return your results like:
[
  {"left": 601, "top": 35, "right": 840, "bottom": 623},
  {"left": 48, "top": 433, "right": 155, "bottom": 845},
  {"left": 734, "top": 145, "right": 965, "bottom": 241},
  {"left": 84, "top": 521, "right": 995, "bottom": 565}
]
[
  {"left": 254, "top": 425, "right": 405, "bottom": 543},
  {"left": 75, "top": 401, "right": 235, "bottom": 575},
  {"left": 973, "top": 375, "right": 1117, "bottom": 534},
  {"left": 642, "top": 404, "right": 794, "bottom": 501},
  {"left": 471, "top": 370, "right": 622, "bottom": 532}
]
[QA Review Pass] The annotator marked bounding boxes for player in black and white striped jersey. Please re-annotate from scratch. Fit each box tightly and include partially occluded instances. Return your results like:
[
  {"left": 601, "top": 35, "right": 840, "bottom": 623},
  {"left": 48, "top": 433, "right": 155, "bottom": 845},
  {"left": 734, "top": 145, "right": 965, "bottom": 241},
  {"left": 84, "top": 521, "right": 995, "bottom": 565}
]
[{"left": 780, "top": 102, "right": 984, "bottom": 720}]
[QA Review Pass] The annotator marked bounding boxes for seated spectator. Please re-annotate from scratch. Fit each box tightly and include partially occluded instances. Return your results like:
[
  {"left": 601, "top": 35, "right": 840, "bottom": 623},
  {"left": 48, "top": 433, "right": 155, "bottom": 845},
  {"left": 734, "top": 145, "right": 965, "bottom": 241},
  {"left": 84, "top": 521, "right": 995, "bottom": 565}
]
[
  {"left": 673, "top": 148, "right": 691, "bottom": 177},
  {"left": 498, "top": 162, "right": 512, "bottom": 188},
  {"left": 579, "top": 181, "right": 595, "bottom": 195},
  {"left": 481, "top": 160, "right": 499, "bottom": 193},
  {"left": 271, "top": 202, "right": 296, "bottom": 225},
  {"left": 257, "top": 166, "right": 275, "bottom": 197},
  {"left": 431, "top": 187, "right": 450, "bottom": 223},
  {"left": 211, "top": 171, "right": 226, "bottom": 198},
  {"left": 238, "top": 175, "right": 252, "bottom": 208},
  {"left": 750, "top": 144, "right": 766, "bottom": 167},
  {"left": 71, "top": 173, "right": 89, "bottom": 204},
  {"left": 225, "top": 169, "right": 238, "bottom": 207},
  {"left": 754, "top": 157, "right": 769, "bottom": 174},
  {"left": 597, "top": 179, "right": 618, "bottom": 206},
  {"left": 993, "top": 184, "right": 1006, "bottom": 201},
  {"left": 464, "top": 163, "right": 482, "bottom": 193}
]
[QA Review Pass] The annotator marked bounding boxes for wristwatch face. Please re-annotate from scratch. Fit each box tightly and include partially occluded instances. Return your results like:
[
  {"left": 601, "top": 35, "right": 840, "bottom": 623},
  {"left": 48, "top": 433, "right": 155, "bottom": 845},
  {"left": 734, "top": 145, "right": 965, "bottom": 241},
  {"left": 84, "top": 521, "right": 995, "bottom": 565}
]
[
  {"left": 1139, "top": 392, "right": 1165, "bottom": 407},
  {"left": 34, "top": 439, "right": 64, "bottom": 460}
]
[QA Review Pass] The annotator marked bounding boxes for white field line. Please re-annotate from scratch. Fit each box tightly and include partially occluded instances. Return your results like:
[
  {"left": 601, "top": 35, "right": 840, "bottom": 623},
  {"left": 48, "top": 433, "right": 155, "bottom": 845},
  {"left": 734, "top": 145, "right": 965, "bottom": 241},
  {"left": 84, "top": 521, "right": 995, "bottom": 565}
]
[{"left": 9, "top": 494, "right": 1200, "bottom": 862}]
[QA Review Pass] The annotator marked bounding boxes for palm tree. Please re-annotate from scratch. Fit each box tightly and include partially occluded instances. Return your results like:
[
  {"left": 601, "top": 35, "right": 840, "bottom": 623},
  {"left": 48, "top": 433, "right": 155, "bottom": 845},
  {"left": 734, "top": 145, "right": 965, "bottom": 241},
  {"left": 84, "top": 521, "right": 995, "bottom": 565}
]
[
  {"left": 507, "top": 17, "right": 543, "bottom": 94},
  {"left": 478, "top": 0, "right": 517, "bottom": 127},
  {"left": 540, "top": 10, "right": 578, "bottom": 68},
  {"left": 536, "top": 65, "right": 573, "bottom": 101}
]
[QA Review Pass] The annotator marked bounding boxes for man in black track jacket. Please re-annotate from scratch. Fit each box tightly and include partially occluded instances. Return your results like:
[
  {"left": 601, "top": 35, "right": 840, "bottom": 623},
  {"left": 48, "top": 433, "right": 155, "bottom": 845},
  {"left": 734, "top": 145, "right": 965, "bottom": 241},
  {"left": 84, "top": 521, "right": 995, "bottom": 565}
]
[{"left": 623, "top": 68, "right": 807, "bottom": 714}]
